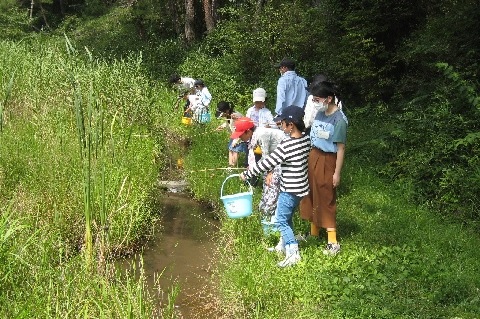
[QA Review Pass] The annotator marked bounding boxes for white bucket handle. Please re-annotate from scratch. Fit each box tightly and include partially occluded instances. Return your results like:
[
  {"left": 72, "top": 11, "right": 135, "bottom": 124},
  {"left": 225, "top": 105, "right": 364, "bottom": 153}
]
[{"left": 220, "top": 174, "right": 253, "bottom": 198}]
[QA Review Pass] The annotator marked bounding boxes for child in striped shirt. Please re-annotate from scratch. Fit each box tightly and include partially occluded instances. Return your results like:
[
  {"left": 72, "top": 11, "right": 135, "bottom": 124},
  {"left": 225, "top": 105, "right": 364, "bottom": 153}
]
[{"left": 238, "top": 105, "right": 310, "bottom": 267}]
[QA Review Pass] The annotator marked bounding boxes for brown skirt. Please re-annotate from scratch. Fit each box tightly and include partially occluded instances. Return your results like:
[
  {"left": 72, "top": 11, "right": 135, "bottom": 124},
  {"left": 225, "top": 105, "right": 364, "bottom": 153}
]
[{"left": 299, "top": 147, "right": 337, "bottom": 228}]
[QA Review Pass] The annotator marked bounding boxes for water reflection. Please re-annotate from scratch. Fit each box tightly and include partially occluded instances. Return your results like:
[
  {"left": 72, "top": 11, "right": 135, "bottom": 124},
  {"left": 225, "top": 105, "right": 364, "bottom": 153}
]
[{"left": 118, "top": 192, "right": 221, "bottom": 318}]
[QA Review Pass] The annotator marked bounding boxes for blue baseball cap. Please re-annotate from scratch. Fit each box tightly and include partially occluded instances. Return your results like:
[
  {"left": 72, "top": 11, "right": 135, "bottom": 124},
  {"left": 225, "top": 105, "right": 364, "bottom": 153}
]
[{"left": 273, "top": 105, "right": 305, "bottom": 123}]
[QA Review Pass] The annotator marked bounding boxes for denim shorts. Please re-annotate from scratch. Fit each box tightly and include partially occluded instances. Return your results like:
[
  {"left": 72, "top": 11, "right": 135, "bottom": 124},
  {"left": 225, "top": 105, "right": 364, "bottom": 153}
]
[{"left": 228, "top": 138, "right": 248, "bottom": 153}]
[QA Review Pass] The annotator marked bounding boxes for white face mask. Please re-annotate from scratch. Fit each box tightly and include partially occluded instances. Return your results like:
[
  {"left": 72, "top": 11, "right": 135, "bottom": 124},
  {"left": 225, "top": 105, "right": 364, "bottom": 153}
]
[{"left": 313, "top": 101, "right": 328, "bottom": 112}]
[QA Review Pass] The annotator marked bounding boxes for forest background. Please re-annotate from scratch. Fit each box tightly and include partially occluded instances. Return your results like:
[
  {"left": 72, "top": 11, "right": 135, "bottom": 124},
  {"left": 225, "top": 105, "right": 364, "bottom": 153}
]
[
  {"left": 3, "top": 0, "right": 478, "bottom": 222},
  {"left": 0, "top": 0, "right": 479, "bottom": 318}
]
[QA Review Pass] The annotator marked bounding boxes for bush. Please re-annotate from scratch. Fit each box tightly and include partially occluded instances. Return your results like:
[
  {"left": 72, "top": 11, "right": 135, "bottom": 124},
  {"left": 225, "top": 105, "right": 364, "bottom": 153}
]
[
  {"left": 379, "top": 63, "right": 480, "bottom": 223},
  {"left": 0, "top": 2, "right": 30, "bottom": 41}
]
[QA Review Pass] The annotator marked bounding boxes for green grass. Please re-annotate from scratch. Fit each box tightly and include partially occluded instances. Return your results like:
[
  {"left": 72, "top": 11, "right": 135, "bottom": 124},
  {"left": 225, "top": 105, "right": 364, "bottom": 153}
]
[
  {"left": 0, "top": 206, "right": 163, "bottom": 318},
  {"left": 2, "top": 28, "right": 479, "bottom": 319},
  {"left": 0, "top": 38, "right": 186, "bottom": 317},
  {"left": 184, "top": 110, "right": 480, "bottom": 318}
]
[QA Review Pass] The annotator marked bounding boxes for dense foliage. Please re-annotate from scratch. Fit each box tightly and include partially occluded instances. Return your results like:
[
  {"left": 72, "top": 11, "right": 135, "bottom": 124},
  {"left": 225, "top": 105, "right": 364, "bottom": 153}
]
[
  {"left": 183, "top": 0, "right": 479, "bottom": 224},
  {"left": 1, "top": 0, "right": 479, "bottom": 317},
  {"left": 0, "top": 39, "right": 180, "bottom": 317}
]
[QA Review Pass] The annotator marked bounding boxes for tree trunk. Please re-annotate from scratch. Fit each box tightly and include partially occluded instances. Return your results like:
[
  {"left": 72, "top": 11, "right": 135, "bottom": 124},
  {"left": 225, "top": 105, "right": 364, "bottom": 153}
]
[
  {"left": 211, "top": 0, "right": 217, "bottom": 23},
  {"left": 168, "top": 0, "right": 183, "bottom": 37},
  {"left": 185, "top": 0, "right": 196, "bottom": 44},
  {"left": 35, "top": 0, "right": 51, "bottom": 29},
  {"left": 39, "top": 6, "right": 51, "bottom": 29},
  {"left": 203, "top": 0, "right": 215, "bottom": 33},
  {"left": 254, "top": 0, "right": 266, "bottom": 24},
  {"left": 30, "top": 0, "right": 34, "bottom": 19},
  {"left": 256, "top": 0, "right": 266, "bottom": 14},
  {"left": 53, "top": 0, "right": 65, "bottom": 16}
]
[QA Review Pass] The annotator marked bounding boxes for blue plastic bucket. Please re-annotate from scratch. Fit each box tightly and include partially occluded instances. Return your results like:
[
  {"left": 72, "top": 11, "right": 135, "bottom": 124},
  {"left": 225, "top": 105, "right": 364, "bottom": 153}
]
[
  {"left": 199, "top": 112, "right": 211, "bottom": 123},
  {"left": 220, "top": 174, "right": 253, "bottom": 219}
]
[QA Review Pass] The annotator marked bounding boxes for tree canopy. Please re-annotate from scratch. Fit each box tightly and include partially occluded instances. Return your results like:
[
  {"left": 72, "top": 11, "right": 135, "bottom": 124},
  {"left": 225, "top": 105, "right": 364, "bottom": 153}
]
[{"left": 2, "top": 0, "right": 480, "bottom": 224}]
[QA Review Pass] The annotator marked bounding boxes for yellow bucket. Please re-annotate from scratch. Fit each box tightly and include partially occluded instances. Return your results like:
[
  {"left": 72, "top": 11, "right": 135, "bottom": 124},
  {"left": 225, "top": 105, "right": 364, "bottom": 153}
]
[
  {"left": 181, "top": 117, "right": 192, "bottom": 125},
  {"left": 177, "top": 158, "right": 184, "bottom": 169}
]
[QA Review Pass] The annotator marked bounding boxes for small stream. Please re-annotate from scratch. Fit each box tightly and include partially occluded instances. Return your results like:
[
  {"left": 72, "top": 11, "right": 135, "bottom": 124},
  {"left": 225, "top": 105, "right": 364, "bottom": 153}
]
[{"left": 116, "top": 192, "right": 222, "bottom": 318}]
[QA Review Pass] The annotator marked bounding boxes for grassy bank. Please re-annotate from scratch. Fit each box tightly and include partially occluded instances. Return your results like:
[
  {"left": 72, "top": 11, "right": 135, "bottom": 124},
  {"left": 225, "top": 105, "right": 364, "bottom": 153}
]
[
  {"left": 184, "top": 112, "right": 480, "bottom": 318},
  {"left": 2, "top": 32, "right": 478, "bottom": 318},
  {"left": 0, "top": 38, "right": 183, "bottom": 317}
]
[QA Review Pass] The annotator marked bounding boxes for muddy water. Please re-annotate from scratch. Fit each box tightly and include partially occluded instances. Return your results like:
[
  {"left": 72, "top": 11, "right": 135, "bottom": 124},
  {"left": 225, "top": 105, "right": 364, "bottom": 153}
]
[{"left": 117, "top": 192, "right": 222, "bottom": 318}]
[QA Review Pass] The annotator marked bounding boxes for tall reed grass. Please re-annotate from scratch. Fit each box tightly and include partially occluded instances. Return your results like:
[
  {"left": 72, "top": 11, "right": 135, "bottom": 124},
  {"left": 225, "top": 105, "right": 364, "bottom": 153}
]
[
  {"left": 0, "top": 36, "right": 179, "bottom": 317},
  {"left": 0, "top": 72, "right": 14, "bottom": 133}
]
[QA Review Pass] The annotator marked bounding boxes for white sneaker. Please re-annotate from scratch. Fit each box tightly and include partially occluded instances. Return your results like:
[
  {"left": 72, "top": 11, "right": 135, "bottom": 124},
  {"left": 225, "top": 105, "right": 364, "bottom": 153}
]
[
  {"left": 323, "top": 242, "right": 341, "bottom": 255},
  {"left": 277, "top": 244, "right": 301, "bottom": 267},
  {"left": 267, "top": 236, "right": 285, "bottom": 253}
]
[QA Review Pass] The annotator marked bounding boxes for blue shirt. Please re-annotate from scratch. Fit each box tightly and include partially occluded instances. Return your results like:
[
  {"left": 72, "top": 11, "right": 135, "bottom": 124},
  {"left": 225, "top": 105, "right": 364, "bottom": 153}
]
[
  {"left": 275, "top": 71, "right": 308, "bottom": 115},
  {"left": 310, "top": 110, "right": 348, "bottom": 153}
]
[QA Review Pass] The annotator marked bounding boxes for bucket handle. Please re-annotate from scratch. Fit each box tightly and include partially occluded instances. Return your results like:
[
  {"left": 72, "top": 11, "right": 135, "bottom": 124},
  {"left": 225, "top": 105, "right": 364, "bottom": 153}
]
[{"left": 220, "top": 174, "right": 253, "bottom": 198}]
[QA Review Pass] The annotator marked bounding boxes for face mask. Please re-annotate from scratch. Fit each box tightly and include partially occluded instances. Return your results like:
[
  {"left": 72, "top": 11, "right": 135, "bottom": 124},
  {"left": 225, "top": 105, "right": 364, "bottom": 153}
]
[{"left": 313, "top": 101, "right": 328, "bottom": 112}]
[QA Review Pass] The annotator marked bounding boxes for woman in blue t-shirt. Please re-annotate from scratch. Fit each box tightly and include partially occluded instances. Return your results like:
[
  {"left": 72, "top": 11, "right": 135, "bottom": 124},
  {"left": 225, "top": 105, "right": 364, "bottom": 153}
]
[{"left": 299, "top": 81, "right": 348, "bottom": 255}]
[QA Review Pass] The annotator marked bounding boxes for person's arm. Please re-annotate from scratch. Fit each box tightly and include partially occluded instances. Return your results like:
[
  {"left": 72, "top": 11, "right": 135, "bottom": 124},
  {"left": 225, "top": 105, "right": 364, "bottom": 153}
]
[
  {"left": 332, "top": 143, "right": 345, "bottom": 188},
  {"left": 216, "top": 122, "right": 228, "bottom": 131},
  {"left": 231, "top": 112, "right": 242, "bottom": 120},
  {"left": 240, "top": 142, "right": 286, "bottom": 180},
  {"left": 245, "top": 107, "right": 253, "bottom": 120},
  {"left": 262, "top": 109, "right": 274, "bottom": 127},
  {"left": 303, "top": 95, "right": 316, "bottom": 128},
  {"left": 275, "top": 78, "right": 286, "bottom": 115}
]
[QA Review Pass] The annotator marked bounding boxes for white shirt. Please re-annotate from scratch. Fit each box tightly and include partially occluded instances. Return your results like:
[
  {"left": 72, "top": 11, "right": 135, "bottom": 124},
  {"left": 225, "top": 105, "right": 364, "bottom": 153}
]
[
  {"left": 196, "top": 87, "right": 212, "bottom": 107},
  {"left": 179, "top": 77, "right": 195, "bottom": 90},
  {"left": 188, "top": 95, "right": 203, "bottom": 112},
  {"left": 245, "top": 106, "right": 275, "bottom": 128}
]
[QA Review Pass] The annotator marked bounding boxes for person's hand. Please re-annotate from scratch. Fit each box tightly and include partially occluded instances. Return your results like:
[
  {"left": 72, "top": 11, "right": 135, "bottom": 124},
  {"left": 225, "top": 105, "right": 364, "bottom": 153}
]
[
  {"left": 239, "top": 172, "right": 247, "bottom": 181},
  {"left": 333, "top": 173, "right": 341, "bottom": 188},
  {"left": 265, "top": 171, "right": 273, "bottom": 186},
  {"left": 231, "top": 138, "right": 240, "bottom": 147}
]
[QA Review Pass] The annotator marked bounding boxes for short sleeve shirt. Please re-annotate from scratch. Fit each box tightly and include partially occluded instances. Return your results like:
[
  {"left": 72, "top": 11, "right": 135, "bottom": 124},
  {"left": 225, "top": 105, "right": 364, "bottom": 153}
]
[{"left": 310, "top": 110, "right": 347, "bottom": 153}]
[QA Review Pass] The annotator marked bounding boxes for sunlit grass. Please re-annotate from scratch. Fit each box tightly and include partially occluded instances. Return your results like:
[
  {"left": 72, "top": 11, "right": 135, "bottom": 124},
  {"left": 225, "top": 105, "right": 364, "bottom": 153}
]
[
  {"left": 184, "top": 108, "right": 480, "bottom": 318},
  {"left": 0, "top": 38, "right": 181, "bottom": 317}
]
